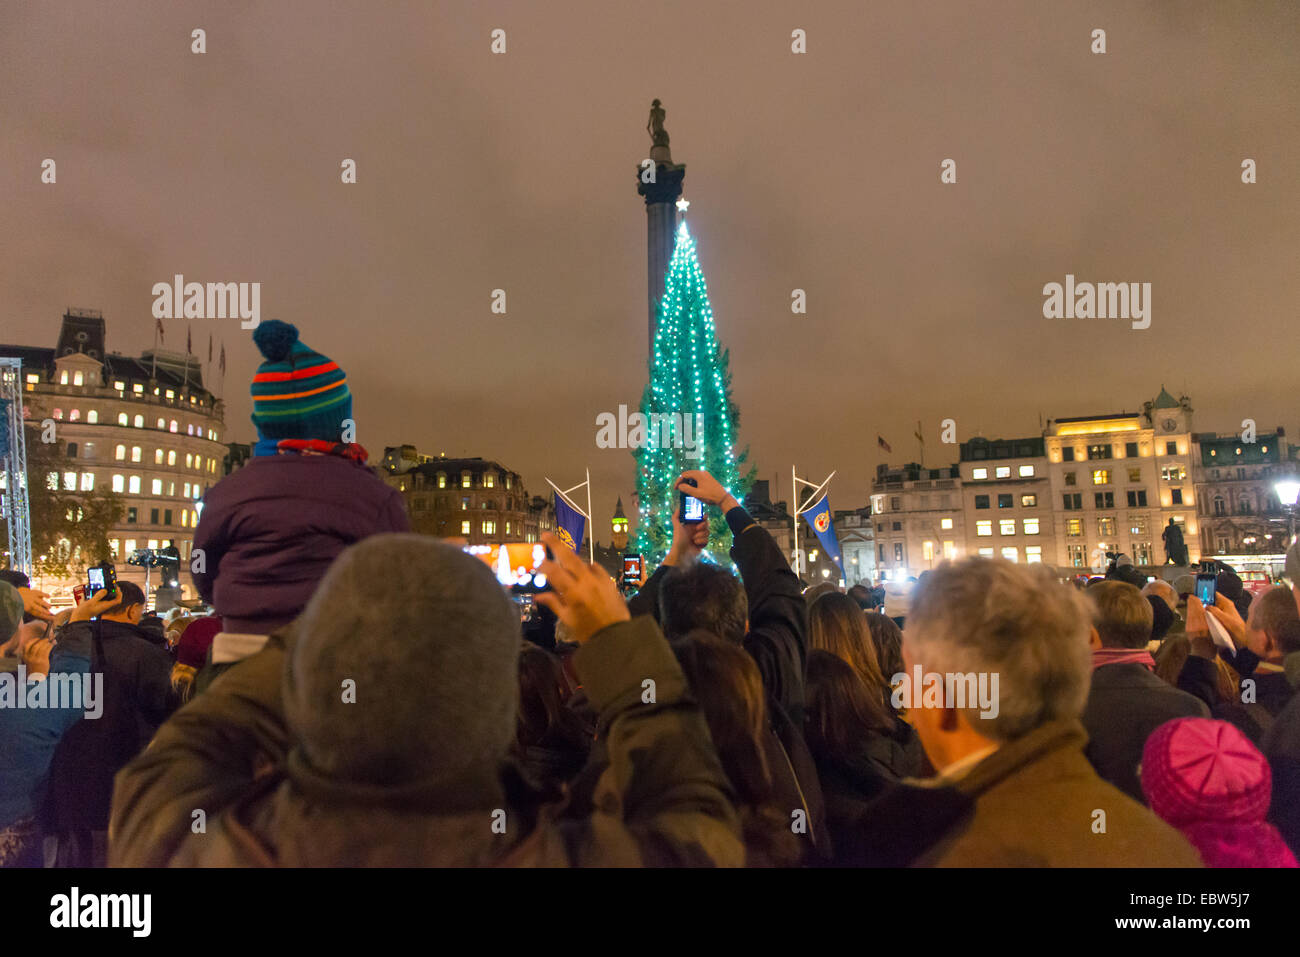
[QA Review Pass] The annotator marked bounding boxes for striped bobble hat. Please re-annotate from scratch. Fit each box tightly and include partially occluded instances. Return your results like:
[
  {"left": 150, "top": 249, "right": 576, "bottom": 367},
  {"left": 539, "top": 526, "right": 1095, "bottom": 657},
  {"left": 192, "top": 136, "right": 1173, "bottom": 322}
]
[{"left": 250, "top": 320, "right": 352, "bottom": 446}]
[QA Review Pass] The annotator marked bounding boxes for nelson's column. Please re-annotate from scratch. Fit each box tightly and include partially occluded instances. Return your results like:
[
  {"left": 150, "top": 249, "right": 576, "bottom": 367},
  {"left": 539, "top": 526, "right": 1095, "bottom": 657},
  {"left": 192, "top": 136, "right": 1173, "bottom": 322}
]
[{"left": 636, "top": 99, "right": 686, "bottom": 357}]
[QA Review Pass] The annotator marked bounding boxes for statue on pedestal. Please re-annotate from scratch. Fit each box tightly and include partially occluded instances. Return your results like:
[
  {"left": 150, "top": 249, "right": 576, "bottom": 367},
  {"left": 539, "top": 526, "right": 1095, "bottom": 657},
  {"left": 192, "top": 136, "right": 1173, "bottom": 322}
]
[{"left": 1162, "top": 518, "right": 1189, "bottom": 566}]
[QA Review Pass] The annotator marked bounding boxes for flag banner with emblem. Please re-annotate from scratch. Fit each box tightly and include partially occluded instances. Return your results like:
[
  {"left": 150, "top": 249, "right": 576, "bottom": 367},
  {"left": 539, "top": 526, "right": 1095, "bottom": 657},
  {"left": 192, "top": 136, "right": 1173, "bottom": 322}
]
[
  {"left": 554, "top": 493, "right": 586, "bottom": 553},
  {"left": 877, "top": 435, "right": 892, "bottom": 453},
  {"left": 801, "top": 493, "right": 843, "bottom": 568}
]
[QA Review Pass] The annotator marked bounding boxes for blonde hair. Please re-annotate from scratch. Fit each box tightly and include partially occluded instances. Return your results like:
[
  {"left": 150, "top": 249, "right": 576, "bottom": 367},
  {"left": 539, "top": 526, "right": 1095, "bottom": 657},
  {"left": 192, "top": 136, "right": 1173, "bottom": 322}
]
[{"left": 170, "top": 662, "right": 198, "bottom": 703}]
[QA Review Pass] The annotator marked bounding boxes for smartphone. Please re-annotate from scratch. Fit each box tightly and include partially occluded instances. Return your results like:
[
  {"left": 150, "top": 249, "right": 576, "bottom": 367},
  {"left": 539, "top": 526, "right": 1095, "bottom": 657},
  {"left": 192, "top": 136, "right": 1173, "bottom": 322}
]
[
  {"left": 622, "top": 554, "right": 644, "bottom": 586},
  {"left": 87, "top": 563, "right": 117, "bottom": 602},
  {"left": 679, "top": 478, "right": 705, "bottom": 524},
  {"left": 1194, "top": 567, "right": 1217, "bottom": 608}
]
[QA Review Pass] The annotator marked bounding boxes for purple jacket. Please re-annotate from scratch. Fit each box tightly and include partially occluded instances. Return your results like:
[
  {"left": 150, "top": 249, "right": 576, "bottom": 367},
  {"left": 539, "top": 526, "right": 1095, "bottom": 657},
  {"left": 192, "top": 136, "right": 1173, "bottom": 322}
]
[{"left": 192, "top": 454, "right": 409, "bottom": 634}]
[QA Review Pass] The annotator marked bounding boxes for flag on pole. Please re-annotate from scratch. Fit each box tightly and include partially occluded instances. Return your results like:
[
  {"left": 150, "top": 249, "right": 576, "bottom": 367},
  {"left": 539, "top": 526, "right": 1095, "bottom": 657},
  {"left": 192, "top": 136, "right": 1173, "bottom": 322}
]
[
  {"left": 208, "top": 334, "right": 213, "bottom": 362},
  {"left": 877, "top": 435, "right": 892, "bottom": 453},
  {"left": 801, "top": 494, "right": 843, "bottom": 570},
  {"left": 219, "top": 343, "right": 226, "bottom": 374},
  {"left": 156, "top": 317, "right": 165, "bottom": 343},
  {"left": 186, "top": 326, "right": 192, "bottom": 355},
  {"left": 914, "top": 421, "right": 924, "bottom": 443},
  {"left": 553, "top": 494, "right": 586, "bottom": 554}
]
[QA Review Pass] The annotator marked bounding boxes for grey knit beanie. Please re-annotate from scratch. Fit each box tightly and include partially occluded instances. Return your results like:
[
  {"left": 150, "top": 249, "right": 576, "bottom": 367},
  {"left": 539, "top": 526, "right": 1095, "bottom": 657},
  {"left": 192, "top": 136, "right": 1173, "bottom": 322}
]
[
  {"left": 0, "top": 581, "right": 23, "bottom": 644},
  {"left": 284, "top": 534, "right": 520, "bottom": 792}
]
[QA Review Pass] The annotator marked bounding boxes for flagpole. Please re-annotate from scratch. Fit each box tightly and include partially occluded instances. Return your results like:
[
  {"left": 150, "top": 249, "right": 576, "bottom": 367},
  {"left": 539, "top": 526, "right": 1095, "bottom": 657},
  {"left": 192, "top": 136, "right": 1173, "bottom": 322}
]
[
  {"left": 792, "top": 464, "right": 800, "bottom": 578},
  {"left": 585, "top": 467, "right": 594, "bottom": 564},
  {"left": 151, "top": 317, "right": 159, "bottom": 381}
]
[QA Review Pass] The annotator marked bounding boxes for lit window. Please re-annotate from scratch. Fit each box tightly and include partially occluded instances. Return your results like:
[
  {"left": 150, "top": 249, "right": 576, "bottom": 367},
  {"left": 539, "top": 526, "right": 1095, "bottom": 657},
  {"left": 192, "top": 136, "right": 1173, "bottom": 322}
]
[
  {"left": 1099, "top": 517, "right": 1116, "bottom": 536},
  {"left": 1001, "top": 547, "right": 1019, "bottom": 562},
  {"left": 1021, "top": 494, "right": 1037, "bottom": 507},
  {"left": 151, "top": 479, "right": 163, "bottom": 495},
  {"left": 26, "top": 374, "right": 38, "bottom": 384},
  {"left": 60, "top": 371, "right": 69, "bottom": 385},
  {"left": 943, "top": 541, "right": 956, "bottom": 559},
  {"left": 999, "top": 519, "right": 1015, "bottom": 536},
  {"left": 80, "top": 472, "right": 94, "bottom": 491},
  {"left": 128, "top": 476, "right": 141, "bottom": 494},
  {"left": 1067, "top": 518, "right": 1082, "bottom": 536},
  {"left": 1025, "top": 546, "right": 1042, "bottom": 564},
  {"left": 1023, "top": 518, "right": 1040, "bottom": 535},
  {"left": 166, "top": 390, "right": 175, "bottom": 400},
  {"left": 131, "top": 446, "right": 142, "bottom": 462},
  {"left": 155, "top": 449, "right": 163, "bottom": 465},
  {"left": 112, "top": 474, "right": 125, "bottom": 493},
  {"left": 940, "top": 517, "right": 953, "bottom": 530},
  {"left": 976, "top": 521, "right": 993, "bottom": 537},
  {"left": 483, "top": 520, "right": 496, "bottom": 535},
  {"left": 437, "top": 473, "right": 447, "bottom": 488},
  {"left": 169, "top": 420, "right": 178, "bottom": 433},
  {"left": 63, "top": 472, "right": 77, "bottom": 490},
  {"left": 461, "top": 520, "right": 471, "bottom": 535},
  {"left": 73, "top": 371, "right": 83, "bottom": 386},
  {"left": 485, "top": 474, "right": 495, "bottom": 488},
  {"left": 87, "top": 410, "right": 98, "bottom": 423},
  {"left": 115, "top": 445, "right": 126, "bottom": 461},
  {"left": 1128, "top": 468, "right": 1142, "bottom": 482},
  {"left": 978, "top": 547, "right": 994, "bottom": 558},
  {"left": 462, "top": 473, "right": 472, "bottom": 488},
  {"left": 124, "top": 539, "right": 136, "bottom": 555},
  {"left": 133, "top": 383, "right": 144, "bottom": 394},
  {"left": 182, "top": 511, "right": 189, "bottom": 528},
  {"left": 1019, "top": 465, "right": 1034, "bottom": 477},
  {"left": 995, "top": 467, "right": 1011, "bottom": 479},
  {"left": 923, "top": 541, "right": 934, "bottom": 561},
  {"left": 69, "top": 409, "right": 81, "bottom": 421},
  {"left": 168, "top": 450, "right": 176, "bottom": 466},
  {"left": 1092, "top": 469, "right": 1110, "bottom": 485},
  {"left": 118, "top": 413, "right": 128, "bottom": 426},
  {"left": 186, "top": 453, "right": 193, "bottom": 468},
  {"left": 972, "top": 468, "right": 988, "bottom": 480},
  {"left": 133, "top": 415, "right": 143, "bottom": 428}
]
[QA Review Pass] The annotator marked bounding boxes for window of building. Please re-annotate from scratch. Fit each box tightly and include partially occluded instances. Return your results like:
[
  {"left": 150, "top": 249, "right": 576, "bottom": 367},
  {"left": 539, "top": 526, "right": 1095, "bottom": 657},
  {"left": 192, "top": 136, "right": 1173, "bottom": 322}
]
[
  {"left": 979, "top": 547, "right": 995, "bottom": 558},
  {"left": 1130, "top": 517, "right": 1148, "bottom": 536},
  {"left": 112, "top": 475, "right": 125, "bottom": 493},
  {"left": 1134, "top": 542, "right": 1153, "bottom": 565},
  {"left": 1092, "top": 469, "right": 1111, "bottom": 485},
  {"left": 483, "top": 520, "right": 496, "bottom": 535},
  {"left": 69, "top": 410, "right": 81, "bottom": 422},
  {"left": 156, "top": 418, "right": 165, "bottom": 429},
  {"left": 971, "top": 468, "right": 987, "bottom": 480},
  {"left": 999, "top": 519, "right": 1015, "bottom": 536},
  {"left": 59, "top": 371, "right": 68, "bottom": 385},
  {"left": 461, "top": 497, "right": 470, "bottom": 511},
  {"left": 150, "top": 508, "right": 159, "bottom": 524},
  {"left": 893, "top": 543, "right": 904, "bottom": 562},
  {"left": 998, "top": 494, "right": 1013, "bottom": 509},
  {"left": 891, "top": 497, "right": 901, "bottom": 510},
  {"left": 1095, "top": 492, "right": 1114, "bottom": 509},
  {"left": 976, "top": 521, "right": 993, "bottom": 537},
  {"left": 127, "top": 507, "right": 137, "bottom": 524},
  {"left": 1063, "top": 493, "right": 1082, "bottom": 510},
  {"left": 128, "top": 476, "right": 141, "bottom": 494},
  {"left": 79, "top": 472, "right": 93, "bottom": 491},
  {"left": 1067, "top": 518, "right": 1083, "bottom": 536},
  {"left": 1001, "top": 547, "right": 1019, "bottom": 562},
  {"left": 879, "top": 545, "right": 887, "bottom": 562},
  {"left": 1099, "top": 517, "right": 1116, "bottom": 536},
  {"left": 1126, "top": 468, "right": 1141, "bottom": 483},
  {"left": 1021, "top": 494, "right": 1037, "bottom": 507},
  {"left": 83, "top": 442, "right": 94, "bottom": 458},
  {"left": 1026, "top": 546, "right": 1043, "bottom": 563},
  {"left": 131, "top": 446, "right": 142, "bottom": 463},
  {"left": 484, "top": 474, "right": 495, "bottom": 488},
  {"left": 1023, "top": 518, "right": 1040, "bottom": 535},
  {"left": 436, "top": 473, "right": 446, "bottom": 489},
  {"left": 1125, "top": 442, "right": 1139, "bottom": 457},
  {"left": 1062, "top": 447, "right": 1076, "bottom": 462},
  {"left": 1088, "top": 444, "right": 1113, "bottom": 460},
  {"left": 133, "top": 415, "right": 143, "bottom": 428},
  {"left": 943, "top": 541, "right": 956, "bottom": 559},
  {"left": 1171, "top": 488, "right": 1183, "bottom": 505},
  {"left": 975, "top": 495, "right": 990, "bottom": 510},
  {"left": 940, "top": 517, "right": 953, "bottom": 529},
  {"left": 1165, "top": 441, "right": 1178, "bottom": 455},
  {"left": 185, "top": 453, "right": 193, "bottom": 468},
  {"left": 1127, "top": 489, "right": 1147, "bottom": 507},
  {"left": 153, "top": 449, "right": 162, "bottom": 465},
  {"left": 1161, "top": 466, "right": 1186, "bottom": 482},
  {"left": 118, "top": 413, "right": 128, "bottom": 426},
  {"left": 124, "top": 539, "right": 136, "bottom": 555},
  {"left": 461, "top": 520, "right": 471, "bottom": 535},
  {"left": 462, "top": 473, "right": 472, "bottom": 489},
  {"left": 891, "top": 521, "right": 902, "bottom": 531},
  {"left": 1069, "top": 544, "right": 1086, "bottom": 566},
  {"left": 922, "top": 541, "right": 934, "bottom": 561},
  {"left": 1018, "top": 465, "right": 1035, "bottom": 477},
  {"left": 151, "top": 479, "right": 163, "bottom": 495},
  {"left": 1065, "top": 472, "right": 1077, "bottom": 486}
]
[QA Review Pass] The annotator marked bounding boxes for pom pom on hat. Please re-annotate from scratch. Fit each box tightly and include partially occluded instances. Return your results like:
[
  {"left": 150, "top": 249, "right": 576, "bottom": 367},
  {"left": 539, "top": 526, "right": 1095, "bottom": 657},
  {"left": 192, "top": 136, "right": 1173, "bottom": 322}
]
[{"left": 252, "top": 319, "right": 300, "bottom": 362}]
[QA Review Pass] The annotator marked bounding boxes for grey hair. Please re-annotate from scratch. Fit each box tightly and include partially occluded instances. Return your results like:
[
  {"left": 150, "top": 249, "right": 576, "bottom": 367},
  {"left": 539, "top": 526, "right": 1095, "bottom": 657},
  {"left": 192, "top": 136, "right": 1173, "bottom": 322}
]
[{"left": 903, "top": 558, "right": 1092, "bottom": 742}]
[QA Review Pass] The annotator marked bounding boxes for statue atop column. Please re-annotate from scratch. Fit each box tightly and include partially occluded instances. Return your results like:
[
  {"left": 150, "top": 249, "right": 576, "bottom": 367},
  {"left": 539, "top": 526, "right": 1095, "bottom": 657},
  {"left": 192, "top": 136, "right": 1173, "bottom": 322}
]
[{"left": 647, "top": 99, "right": 672, "bottom": 164}]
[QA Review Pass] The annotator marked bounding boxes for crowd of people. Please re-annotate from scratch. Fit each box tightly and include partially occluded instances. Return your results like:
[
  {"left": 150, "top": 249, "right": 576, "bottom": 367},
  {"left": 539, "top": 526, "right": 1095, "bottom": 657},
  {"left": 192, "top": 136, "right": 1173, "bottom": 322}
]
[{"left": 2, "top": 321, "right": 1297, "bottom": 867}]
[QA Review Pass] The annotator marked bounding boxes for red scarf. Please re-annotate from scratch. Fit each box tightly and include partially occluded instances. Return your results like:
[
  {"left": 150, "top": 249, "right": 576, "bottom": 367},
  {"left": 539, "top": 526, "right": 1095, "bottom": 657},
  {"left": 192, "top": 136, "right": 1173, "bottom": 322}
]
[
  {"left": 1091, "top": 647, "right": 1155, "bottom": 672},
  {"left": 276, "top": 439, "right": 369, "bottom": 464}
]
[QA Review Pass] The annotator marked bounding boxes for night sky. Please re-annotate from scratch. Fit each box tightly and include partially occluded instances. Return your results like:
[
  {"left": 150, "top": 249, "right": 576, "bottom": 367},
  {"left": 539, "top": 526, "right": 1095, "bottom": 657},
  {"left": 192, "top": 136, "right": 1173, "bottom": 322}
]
[{"left": 4, "top": 1, "right": 1298, "bottom": 535}]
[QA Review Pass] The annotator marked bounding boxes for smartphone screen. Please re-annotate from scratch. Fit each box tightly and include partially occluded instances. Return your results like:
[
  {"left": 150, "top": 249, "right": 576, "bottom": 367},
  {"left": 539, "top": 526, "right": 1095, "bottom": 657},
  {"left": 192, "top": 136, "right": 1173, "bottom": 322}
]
[
  {"left": 681, "top": 494, "right": 704, "bottom": 523},
  {"left": 1194, "top": 574, "right": 1217, "bottom": 607},
  {"left": 88, "top": 567, "right": 106, "bottom": 594},
  {"left": 622, "top": 555, "right": 643, "bottom": 585}
]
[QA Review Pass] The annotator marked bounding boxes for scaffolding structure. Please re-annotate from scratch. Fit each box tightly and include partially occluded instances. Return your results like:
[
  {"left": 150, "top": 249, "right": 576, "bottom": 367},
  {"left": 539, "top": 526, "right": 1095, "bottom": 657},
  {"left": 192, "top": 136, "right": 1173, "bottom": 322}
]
[{"left": 1, "top": 357, "right": 33, "bottom": 576}]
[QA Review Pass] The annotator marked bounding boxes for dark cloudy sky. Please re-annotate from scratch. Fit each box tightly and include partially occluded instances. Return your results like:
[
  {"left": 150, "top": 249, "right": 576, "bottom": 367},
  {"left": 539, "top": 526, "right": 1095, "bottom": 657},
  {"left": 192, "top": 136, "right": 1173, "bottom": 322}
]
[{"left": 4, "top": 0, "right": 1298, "bottom": 534}]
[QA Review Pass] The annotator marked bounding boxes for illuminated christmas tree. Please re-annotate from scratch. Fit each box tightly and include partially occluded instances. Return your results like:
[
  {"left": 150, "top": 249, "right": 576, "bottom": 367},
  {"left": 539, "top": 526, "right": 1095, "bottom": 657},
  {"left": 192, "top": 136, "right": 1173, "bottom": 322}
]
[{"left": 633, "top": 220, "right": 753, "bottom": 563}]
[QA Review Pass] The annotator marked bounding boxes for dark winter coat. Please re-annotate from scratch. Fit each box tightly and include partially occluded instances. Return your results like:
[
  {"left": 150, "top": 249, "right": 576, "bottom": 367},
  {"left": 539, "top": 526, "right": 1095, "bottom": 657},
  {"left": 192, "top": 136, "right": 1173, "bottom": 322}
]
[
  {"left": 1262, "top": 691, "right": 1300, "bottom": 856},
  {"left": 191, "top": 453, "right": 409, "bottom": 635},
  {"left": 45, "top": 619, "right": 177, "bottom": 830},
  {"left": 1082, "top": 662, "right": 1209, "bottom": 803}
]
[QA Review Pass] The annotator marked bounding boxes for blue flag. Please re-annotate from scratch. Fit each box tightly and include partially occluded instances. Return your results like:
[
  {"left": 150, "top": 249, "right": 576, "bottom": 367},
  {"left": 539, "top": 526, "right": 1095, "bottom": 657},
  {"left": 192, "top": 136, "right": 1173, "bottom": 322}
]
[
  {"left": 554, "top": 493, "right": 586, "bottom": 553},
  {"left": 802, "top": 495, "right": 843, "bottom": 569}
]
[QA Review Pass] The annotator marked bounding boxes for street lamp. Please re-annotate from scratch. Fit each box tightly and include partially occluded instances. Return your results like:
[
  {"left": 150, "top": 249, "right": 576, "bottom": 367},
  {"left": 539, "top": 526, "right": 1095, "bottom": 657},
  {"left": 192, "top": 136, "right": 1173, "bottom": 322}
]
[{"left": 1274, "top": 476, "right": 1300, "bottom": 546}]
